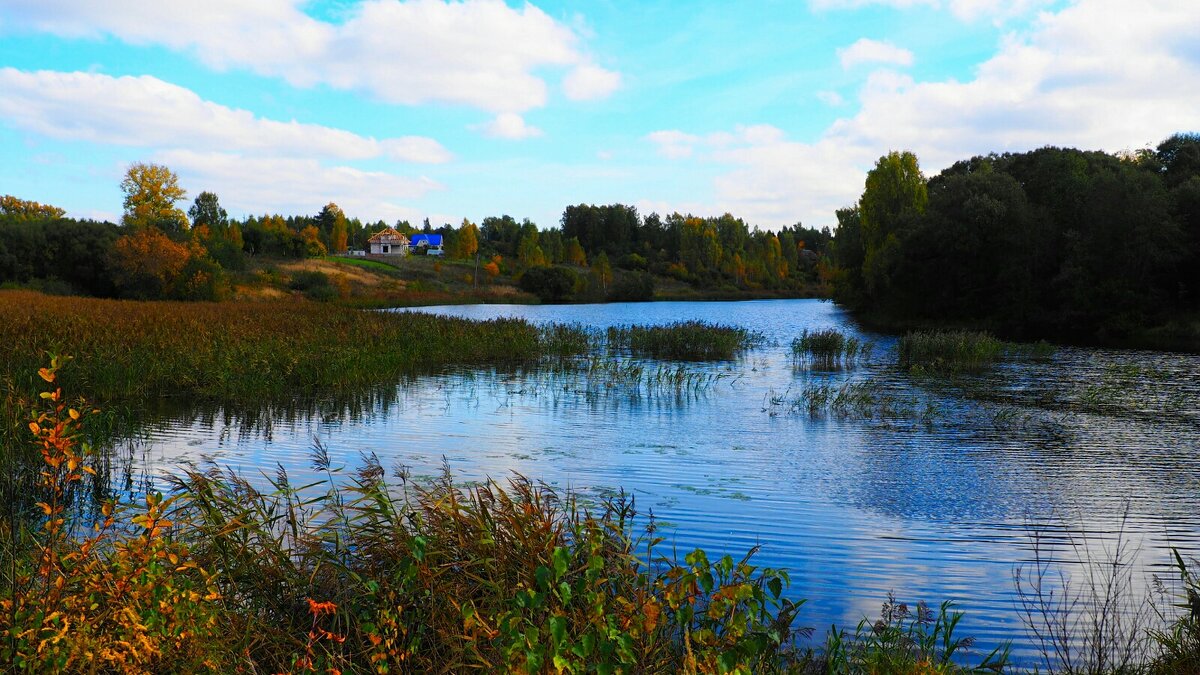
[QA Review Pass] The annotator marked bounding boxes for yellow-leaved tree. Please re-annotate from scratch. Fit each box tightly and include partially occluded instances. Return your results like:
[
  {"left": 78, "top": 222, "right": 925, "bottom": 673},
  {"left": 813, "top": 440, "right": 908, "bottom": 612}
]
[
  {"left": 121, "top": 162, "right": 189, "bottom": 233},
  {"left": 455, "top": 218, "right": 479, "bottom": 259}
]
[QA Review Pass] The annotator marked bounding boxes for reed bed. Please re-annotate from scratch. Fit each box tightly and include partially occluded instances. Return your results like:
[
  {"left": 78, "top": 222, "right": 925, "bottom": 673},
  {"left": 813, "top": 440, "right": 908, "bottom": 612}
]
[
  {"left": 0, "top": 290, "right": 589, "bottom": 404},
  {"left": 898, "top": 330, "right": 1006, "bottom": 373},
  {"left": 898, "top": 330, "right": 1056, "bottom": 374},
  {"left": 606, "top": 320, "right": 764, "bottom": 361},
  {"left": 791, "top": 328, "right": 872, "bottom": 369}
]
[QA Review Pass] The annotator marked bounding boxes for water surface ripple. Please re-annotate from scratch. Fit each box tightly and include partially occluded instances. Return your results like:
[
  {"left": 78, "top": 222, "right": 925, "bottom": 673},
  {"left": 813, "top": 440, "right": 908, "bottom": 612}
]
[{"left": 120, "top": 299, "right": 1200, "bottom": 665}]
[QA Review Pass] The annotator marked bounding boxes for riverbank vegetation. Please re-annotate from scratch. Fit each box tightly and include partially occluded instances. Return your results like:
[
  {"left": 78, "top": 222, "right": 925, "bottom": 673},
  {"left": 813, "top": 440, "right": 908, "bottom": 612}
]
[
  {"left": 0, "top": 290, "right": 590, "bottom": 404},
  {"left": 831, "top": 133, "right": 1200, "bottom": 351}
]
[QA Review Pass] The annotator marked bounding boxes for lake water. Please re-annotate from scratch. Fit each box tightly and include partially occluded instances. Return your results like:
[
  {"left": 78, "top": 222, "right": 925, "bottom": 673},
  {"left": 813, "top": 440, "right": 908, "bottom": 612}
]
[{"left": 119, "top": 299, "right": 1200, "bottom": 665}]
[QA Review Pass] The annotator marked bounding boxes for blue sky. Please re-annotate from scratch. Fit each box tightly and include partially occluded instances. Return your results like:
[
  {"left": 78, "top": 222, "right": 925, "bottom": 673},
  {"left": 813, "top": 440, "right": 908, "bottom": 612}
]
[{"left": 1, "top": 0, "right": 1198, "bottom": 230}]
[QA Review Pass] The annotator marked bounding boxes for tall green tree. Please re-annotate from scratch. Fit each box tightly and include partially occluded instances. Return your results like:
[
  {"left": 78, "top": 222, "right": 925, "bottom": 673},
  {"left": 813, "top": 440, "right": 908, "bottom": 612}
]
[
  {"left": 187, "top": 191, "right": 228, "bottom": 231},
  {"left": 314, "top": 202, "right": 348, "bottom": 253},
  {"left": 121, "top": 162, "right": 189, "bottom": 234},
  {"left": 858, "top": 151, "right": 927, "bottom": 301}
]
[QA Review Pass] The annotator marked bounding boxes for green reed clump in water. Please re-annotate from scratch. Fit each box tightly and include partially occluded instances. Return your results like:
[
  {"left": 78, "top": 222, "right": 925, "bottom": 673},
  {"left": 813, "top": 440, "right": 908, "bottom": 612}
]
[
  {"left": 607, "top": 320, "right": 764, "bottom": 361},
  {"left": 791, "top": 328, "right": 872, "bottom": 369},
  {"left": 898, "top": 330, "right": 1007, "bottom": 373}
]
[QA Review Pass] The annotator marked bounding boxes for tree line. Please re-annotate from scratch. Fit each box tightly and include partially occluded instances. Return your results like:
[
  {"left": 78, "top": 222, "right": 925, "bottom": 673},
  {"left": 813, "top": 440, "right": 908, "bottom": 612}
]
[
  {"left": 831, "top": 133, "right": 1200, "bottom": 345},
  {"left": 0, "top": 162, "right": 834, "bottom": 302}
]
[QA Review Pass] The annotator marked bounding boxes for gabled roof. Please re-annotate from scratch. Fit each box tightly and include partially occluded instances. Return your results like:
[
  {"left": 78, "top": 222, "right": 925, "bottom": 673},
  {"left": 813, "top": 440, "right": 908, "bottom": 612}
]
[
  {"left": 410, "top": 233, "right": 443, "bottom": 246},
  {"left": 368, "top": 227, "right": 408, "bottom": 243}
]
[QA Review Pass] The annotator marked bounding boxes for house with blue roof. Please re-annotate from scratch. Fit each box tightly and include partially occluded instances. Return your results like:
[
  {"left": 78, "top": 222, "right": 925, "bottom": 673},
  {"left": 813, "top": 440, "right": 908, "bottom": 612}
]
[{"left": 409, "top": 233, "right": 444, "bottom": 255}]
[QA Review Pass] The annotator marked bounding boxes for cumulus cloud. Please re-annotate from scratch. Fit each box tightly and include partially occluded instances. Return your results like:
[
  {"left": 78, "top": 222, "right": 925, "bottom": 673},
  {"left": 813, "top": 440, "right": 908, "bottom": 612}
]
[
  {"left": 644, "top": 126, "right": 869, "bottom": 227},
  {"left": 563, "top": 64, "right": 622, "bottom": 101},
  {"left": 0, "top": 68, "right": 452, "bottom": 163},
  {"left": 0, "top": 67, "right": 452, "bottom": 222},
  {"left": 158, "top": 150, "right": 441, "bottom": 223},
  {"left": 649, "top": 0, "right": 1200, "bottom": 229},
  {"left": 827, "top": 0, "right": 1200, "bottom": 167},
  {"left": 837, "top": 38, "right": 914, "bottom": 69},
  {"left": 476, "top": 113, "right": 543, "bottom": 140},
  {"left": 0, "top": 0, "right": 619, "bottom": 113}
]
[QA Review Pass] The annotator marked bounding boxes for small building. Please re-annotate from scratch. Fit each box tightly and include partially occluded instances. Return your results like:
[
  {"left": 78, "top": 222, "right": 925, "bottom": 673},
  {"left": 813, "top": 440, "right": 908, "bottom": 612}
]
[
  {"left": 409, "top": 233, "right": 444, "bottom": 256},
  {"left": 367, "top": 228, "right": 409, "bottom": 255}
]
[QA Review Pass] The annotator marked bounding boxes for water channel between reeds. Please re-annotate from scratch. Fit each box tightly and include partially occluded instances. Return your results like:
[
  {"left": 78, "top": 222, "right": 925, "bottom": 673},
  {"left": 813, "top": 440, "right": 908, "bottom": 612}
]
[{"left": 109, "top": 299, "right": 1200, "bottom": 665}]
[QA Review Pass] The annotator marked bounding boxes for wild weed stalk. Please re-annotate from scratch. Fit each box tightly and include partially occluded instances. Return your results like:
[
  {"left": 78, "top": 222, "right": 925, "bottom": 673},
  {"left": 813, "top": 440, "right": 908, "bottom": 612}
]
[{"left": 824, "top": 592, "right": 1010, "bottom": 673}]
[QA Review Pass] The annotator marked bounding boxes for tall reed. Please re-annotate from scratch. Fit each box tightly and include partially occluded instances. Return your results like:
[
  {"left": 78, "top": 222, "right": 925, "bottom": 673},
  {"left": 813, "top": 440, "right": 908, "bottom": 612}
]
[
  {"left": 898, "top": 330, "right": 1007, "bottom": 373},
  {"left": 607, "top": 321, "right": 764, "bottom": 361},
  {"left": 791, "top": 328, "right": 872, "bottom": 369}
]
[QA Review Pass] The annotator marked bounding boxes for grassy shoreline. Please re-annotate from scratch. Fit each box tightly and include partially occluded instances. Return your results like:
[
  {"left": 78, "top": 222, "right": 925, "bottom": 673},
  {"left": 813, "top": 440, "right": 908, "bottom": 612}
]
[{"left": 0, "top": 290, "right": 592, "bottom": 404}]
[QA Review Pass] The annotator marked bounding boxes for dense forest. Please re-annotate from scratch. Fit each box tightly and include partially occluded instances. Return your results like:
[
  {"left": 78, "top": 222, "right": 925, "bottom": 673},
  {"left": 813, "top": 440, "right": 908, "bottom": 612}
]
[{"left": 831, "top": 133, "right": 1200, "bottom": 347}]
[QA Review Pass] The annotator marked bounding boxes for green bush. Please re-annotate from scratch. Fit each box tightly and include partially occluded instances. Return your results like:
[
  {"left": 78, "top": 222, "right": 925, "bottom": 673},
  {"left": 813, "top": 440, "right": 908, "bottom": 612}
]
[
  {"left": 288, "top": 270, "right": 337, "bottom": 302},
  {"left": 519, "top": 265, "right": 579, "bottom": 303},
  {"left": 608, "top": 271, "right": 656, "bottom": 302}
]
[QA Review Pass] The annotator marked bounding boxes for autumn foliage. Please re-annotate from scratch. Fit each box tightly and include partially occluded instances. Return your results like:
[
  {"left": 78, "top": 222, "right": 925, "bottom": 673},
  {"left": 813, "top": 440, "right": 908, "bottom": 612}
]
[{"left": 109, "top": 228, "right": 230, "bottom": 301}]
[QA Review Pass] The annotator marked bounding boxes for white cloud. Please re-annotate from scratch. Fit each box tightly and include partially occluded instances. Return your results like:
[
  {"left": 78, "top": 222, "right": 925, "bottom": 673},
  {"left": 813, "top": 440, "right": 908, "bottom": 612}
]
[
  {"left": 646, "top": 130, "right": 700, "bottom": 159},
  {"left": 158, "top": 150, "right": 440, "bottom": 223},
  {"left": 0, "top": 68, "right": 451, "bottom": 163},
  {"left": 837, "top": 38, "right": 914, "bottom": 69},
  {"left": 476, "top": 113, "right": 543, "bottom": 140},
  {"left": 0, "top": 0, "right": 619, "bottom": 113},
  {"left": 648, "top": 0, "right": 1200, "bottom": 229},
  {"left": 817, "top": 90, "right": 846, "bottom": 106},
  {"left": 827, "top": 0, "right": 1200, "bottom": 167},
  {"left": 644, "top": 126, "right": 869, "bottom": 227},
  {"left": 563, "top": 64, "right": 622, "bottom": 101},
  {"left": 811, "top": 0, "right": 1053, "bottom": 23}
]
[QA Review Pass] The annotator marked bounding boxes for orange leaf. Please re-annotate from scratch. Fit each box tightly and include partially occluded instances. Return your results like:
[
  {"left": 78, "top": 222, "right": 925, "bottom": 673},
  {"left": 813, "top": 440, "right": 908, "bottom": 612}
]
[
  {"left": 38, "top": 368, "right": 55, "bottom": 383},
  {"left": 28, "top": 422, "right": 39, "bottom": 435}
]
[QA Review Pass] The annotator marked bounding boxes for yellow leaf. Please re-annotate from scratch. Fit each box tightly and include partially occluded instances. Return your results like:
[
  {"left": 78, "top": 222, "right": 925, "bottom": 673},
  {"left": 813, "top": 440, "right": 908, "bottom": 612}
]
[
  {"left": 37, "top": 502, "right": 51, "bottom": 515},
  {"left": 69, "top": 409, "right": 80, "bottom": 420}
]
